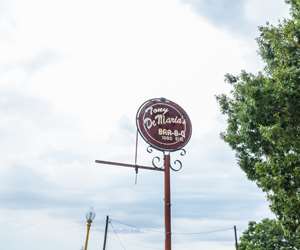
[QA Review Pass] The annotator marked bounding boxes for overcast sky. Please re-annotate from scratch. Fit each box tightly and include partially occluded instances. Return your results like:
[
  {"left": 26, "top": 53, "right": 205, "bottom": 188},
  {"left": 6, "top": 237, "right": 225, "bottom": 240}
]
[{"left": 0, "top": 0, "right": 290, "bottom": 250}]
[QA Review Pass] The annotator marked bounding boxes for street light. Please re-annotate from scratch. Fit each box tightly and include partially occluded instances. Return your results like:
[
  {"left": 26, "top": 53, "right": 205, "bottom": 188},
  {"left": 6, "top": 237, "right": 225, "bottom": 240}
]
[{"left": 84, "top": 207, "right": 96, "bottom": 250}]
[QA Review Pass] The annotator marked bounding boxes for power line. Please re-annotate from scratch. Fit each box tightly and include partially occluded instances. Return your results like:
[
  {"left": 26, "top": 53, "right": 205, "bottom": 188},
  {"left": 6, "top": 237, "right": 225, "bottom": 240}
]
[
  {"left": 110, "top": 220, "right": 162, "bottom": 250},
  {"left": 109, "top": 220, "right": 127, "bottom": 250},
  {"left": 108, "top": 218, "right": 237, "bottom": 250},
  {"left": 110, "top": 218, "right": 234, "bottom": 236},
  {"left": 173, "top": 227, "right": 233, "bottom": 235},
  {"left": 111, "top": 219, "right": 163, "bottom": 234}
]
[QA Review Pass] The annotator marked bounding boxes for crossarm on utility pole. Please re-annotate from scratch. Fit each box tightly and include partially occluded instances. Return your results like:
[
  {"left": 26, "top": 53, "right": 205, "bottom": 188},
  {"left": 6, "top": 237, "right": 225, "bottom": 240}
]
[{"left": 95, "top": 160, "right": 164, "bottom": 172}]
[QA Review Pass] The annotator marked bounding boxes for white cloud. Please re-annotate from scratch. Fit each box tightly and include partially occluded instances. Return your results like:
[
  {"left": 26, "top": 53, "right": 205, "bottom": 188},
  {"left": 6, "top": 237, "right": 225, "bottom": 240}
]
[
  {"left": 0, "top": 0, "right": 283, "bottom": 249},
  {"left": 245, "top": 0, "right": 290, "bottom": 27},
  {"left": 180, "top": 0, "right": 290, "bottom": 38}
]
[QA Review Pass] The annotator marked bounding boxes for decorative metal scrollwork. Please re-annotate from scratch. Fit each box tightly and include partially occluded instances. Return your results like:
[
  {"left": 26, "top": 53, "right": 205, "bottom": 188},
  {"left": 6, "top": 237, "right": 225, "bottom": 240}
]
[
  {"left": 170, "top": 148, "right": 186, "bottom": 172},
  {"left": 170, "top": 160, "right": 183, "bottom": 172},
  {"left": 147, "top": 145, "right": 154, "bottom": 154},
  {"left": 147, "top": 146, "right": 186, "bottom": 171},
  {"left": 152, "top": 156, "right": 162, "bottom": 169},
  {"left": 147, "top": 146, "right": 164, "bottom": 169},
  {"left": 180, "top": 149, "right": 186, "bottom": 156}
]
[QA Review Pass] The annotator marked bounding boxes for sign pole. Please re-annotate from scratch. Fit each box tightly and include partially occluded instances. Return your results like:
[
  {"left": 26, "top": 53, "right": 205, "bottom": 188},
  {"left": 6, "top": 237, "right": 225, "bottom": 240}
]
[
  {"left": 164, "top": 152, "right": 171, "bottom": 250},
  {"left": 95, "top": 98, "right": 192, "bottom": 250}
]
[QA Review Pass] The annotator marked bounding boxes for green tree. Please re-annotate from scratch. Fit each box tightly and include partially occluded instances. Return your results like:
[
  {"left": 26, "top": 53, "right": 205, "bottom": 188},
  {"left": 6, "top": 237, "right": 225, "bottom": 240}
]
[
  {"left": 217, "top": 0, "right": 300, "bottom": 247},
  {"left": 239, "top": 219, "right": 293, "bottom": 250}
]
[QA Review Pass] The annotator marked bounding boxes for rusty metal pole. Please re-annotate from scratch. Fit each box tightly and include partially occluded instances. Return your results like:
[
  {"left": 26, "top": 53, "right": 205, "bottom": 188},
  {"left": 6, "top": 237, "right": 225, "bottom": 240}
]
[{"left": 164, "top": 153, "right": 171, "bottom": 250}]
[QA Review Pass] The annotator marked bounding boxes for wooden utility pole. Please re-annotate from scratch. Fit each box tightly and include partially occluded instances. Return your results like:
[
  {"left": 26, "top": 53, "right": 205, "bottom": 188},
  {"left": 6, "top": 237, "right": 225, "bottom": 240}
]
[
  {"left": 234, "top": 225, "right": 239, "bottom": 250},
  {"left": 102, "top": 215, "right": 109, "bottom": 250}
]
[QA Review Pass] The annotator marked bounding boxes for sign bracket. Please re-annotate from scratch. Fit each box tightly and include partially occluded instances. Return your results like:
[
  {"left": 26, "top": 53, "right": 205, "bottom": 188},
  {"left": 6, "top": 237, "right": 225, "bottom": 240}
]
[{"left": 95, "top": 160, "right": 164, "bottom": 172}]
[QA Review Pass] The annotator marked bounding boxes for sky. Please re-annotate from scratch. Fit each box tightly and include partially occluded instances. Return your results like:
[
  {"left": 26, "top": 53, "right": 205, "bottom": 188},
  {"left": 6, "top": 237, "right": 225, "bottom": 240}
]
[{"left": 0, "top": 0, "right": 290, "bottom": 250}]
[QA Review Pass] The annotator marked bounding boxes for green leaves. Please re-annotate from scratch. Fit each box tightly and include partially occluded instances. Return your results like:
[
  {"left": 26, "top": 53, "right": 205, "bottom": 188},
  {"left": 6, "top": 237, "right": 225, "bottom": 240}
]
[
  {"left": 239, "top": 219, "right": 298, "bottom": 250},
  {"left": 217, "top": 0, "right": 300, "bottom": 248}
]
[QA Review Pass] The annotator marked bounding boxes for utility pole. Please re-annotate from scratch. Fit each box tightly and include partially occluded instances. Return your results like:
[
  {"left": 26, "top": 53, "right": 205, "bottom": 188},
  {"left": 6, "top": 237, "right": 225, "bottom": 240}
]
[
  {"left": 234, "top": 225, "right": 239, "bottom": 250},
  {"left": 102, "top": 215, "right": 109, "bottom": 250}
]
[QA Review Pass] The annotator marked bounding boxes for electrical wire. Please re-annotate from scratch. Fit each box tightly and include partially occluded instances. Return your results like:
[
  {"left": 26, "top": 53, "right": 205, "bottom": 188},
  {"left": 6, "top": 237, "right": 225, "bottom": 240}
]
[
  {"left": 173, "top": 227, "right": 233, "bottom": 235},
  {"left": 109, "top": 220, "right": 162, "bottom": 250},
  {"left": 112, "top": 220, "right": 162, "bottom": 249},
  {"left": 108, "top": 218, "right": 237, "bottom": 250},
  {"left": 111, "top": 219, "right": 163, "bottom": 233},
  {"left": 109, "top": 221, "right": 127, "bottom": 250},
  {"left": 110, "top": 218, "right": 234, "bottom": 236}
]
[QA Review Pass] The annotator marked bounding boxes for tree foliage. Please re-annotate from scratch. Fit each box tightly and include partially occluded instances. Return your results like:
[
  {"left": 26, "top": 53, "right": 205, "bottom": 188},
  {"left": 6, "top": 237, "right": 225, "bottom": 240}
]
[
  {"left": 217, "top": 0, "right": 300, "bottom": 247},
  {"left": 239, "top": 219, "right": 295, "bottom": 250}
]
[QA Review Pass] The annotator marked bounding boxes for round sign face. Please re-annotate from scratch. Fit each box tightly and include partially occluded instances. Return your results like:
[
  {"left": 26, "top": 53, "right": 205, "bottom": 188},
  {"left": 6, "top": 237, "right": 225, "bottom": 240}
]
[{"left": 136, "top": 98, "right": 192, "bottom": 152}]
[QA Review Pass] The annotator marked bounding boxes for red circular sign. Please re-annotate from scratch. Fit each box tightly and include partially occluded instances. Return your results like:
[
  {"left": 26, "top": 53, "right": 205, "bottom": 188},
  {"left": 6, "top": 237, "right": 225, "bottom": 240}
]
[{"left": 136, "top": 98, "right": 192, "bottom": 152}]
